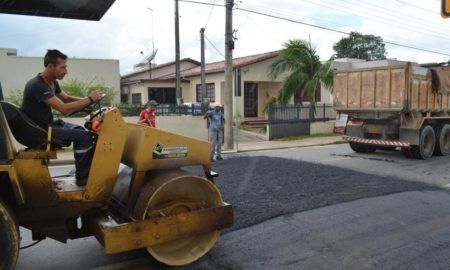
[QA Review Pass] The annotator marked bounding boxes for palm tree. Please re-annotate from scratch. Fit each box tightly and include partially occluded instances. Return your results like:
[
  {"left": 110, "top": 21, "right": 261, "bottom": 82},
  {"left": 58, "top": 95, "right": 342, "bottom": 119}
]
[{"left": 270, "top": 39, "right": 333, "bottom": 105}]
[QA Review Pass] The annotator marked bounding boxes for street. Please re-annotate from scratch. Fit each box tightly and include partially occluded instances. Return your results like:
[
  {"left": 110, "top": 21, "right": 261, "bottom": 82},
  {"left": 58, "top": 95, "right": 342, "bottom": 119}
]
[{"left": 16, "top": 144, "right": 450, "bottom": 270}]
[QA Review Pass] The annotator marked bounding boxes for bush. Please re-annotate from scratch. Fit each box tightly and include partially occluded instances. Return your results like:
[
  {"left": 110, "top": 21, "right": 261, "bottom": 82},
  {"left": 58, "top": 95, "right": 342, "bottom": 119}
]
[
  {"left": 60, "top": 78, "right": 117, "bottom": 105},
  {"left": 262, "top": 95, "right": 278, "bottom": 115},
  {"left": 6, "top": 90, "right": 24, "bottom": 106}
]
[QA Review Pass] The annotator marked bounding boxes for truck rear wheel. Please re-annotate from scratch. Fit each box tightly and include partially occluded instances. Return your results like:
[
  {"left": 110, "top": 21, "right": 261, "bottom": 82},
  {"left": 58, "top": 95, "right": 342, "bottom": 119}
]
[
  {"left": 349, "top": 142, "right": 376, "bottom": 153},
  {"left": 434, "top": 124, "right": 450, "bottom": 156},
  {"left": 0, "top": 199, "right": 19, "bottom": 270},
  {"left": 134, "top": 169, "right": 223, "bottom": 266},
  {"left": 411, "top": 125, "right": 435, "bottom": 160}
]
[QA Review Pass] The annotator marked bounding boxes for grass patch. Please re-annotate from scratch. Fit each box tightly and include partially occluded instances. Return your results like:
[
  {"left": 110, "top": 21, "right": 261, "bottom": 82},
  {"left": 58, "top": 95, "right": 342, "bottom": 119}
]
[
  {"left": 239, "top": 124, "right": 252, "bottom": 131},
  {"left": 273, "top": 132, "right": 339, "bottom": 141}
]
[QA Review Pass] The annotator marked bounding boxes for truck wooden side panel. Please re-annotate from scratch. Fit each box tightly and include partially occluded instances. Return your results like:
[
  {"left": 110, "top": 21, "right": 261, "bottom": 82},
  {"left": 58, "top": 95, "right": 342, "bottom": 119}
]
[{"left": 334, "top": 63, "right": 450, "bottom": 113}]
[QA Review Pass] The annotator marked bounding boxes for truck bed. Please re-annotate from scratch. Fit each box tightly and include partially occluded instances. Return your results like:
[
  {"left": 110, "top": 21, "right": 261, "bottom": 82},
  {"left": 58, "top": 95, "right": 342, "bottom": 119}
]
[{"left": 333, "top": 62, "right": 450, "bottom": 113}]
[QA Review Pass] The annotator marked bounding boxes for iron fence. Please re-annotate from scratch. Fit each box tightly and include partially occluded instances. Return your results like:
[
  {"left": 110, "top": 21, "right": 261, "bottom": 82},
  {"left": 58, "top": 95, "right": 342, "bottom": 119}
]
[{"left": 267, "top": 104, "right": 336, "bottom": 125}]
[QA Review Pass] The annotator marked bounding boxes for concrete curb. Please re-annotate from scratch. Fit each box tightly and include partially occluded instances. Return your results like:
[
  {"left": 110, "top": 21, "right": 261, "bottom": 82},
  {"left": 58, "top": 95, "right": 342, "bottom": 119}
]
[
  {"left": 237, "top": 129, "right": 268, "bottom": 141},
  {"left": 230, "top": 140, "right": 347, "bottom": 154}
]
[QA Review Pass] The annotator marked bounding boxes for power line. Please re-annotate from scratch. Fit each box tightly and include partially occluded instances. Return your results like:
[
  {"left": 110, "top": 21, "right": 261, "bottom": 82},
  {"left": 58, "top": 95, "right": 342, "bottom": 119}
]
[
  {"left": 322, "top": 0, "right": 450, "bottom": 38},
  {"left": 204, "top": 0, "right": 216, "bottom": 29},
  {"left": 180, "top": 0, "right": 450, "bottom": 57},
  {"left": 241, "top": 1, "right": 450, "bottom": 52},
  {"left": 234, "top": 7, "right": 450, "bottom": 57},
  {"left": 204, "top": 34, "right": 224, "bottom": 57},
  {"left": 395, "top": 0, "right": 437, "bottom": 13},
  {"left": 179, "top": 0, "right": 224, "bottom": 8},
  {"left": 296, "top": 0, "right": 450, "bottom": 43}
]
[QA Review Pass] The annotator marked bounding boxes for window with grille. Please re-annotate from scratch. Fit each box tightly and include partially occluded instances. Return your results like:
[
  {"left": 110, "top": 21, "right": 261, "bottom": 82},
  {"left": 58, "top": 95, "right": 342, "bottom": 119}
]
[
  {"left": 131, "top": 93, "right": 142, "bottom": 105},
  {"left": 196, "top": 83, "right": 215, "bottom": 102}
]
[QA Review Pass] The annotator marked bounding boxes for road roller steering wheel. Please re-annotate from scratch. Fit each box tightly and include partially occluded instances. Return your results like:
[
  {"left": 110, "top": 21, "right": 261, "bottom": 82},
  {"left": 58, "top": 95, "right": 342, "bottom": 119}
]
[{"left": 69, "top": 93, "right": 106, "bottom": 116}]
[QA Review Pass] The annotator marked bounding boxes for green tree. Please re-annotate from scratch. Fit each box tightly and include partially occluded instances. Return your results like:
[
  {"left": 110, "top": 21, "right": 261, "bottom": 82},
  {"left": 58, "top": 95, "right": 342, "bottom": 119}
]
[
  {"left": 60, "top": 78, "right": 117, "bottom": 105},
  {"left": 270, "top": 39, "right": 333, "bottom": 105},
  {"left": 332, "top": 32, "right": 387, "bottom": 61}
]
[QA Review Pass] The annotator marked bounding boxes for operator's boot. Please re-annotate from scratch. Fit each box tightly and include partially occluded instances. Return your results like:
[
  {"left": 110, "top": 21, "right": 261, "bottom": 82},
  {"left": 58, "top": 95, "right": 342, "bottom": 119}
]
[{"left": 76, "top": 176, "right": 87, "bottom": 186}]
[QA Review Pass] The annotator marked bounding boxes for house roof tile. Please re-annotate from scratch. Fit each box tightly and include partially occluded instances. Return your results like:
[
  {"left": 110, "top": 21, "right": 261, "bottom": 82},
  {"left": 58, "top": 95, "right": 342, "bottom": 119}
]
[
  {"left": 122, "top": 58, "right": 200, "bottom": 79},
  {"left": 177, "top": 50, "right": 279, "bottom": 78}
]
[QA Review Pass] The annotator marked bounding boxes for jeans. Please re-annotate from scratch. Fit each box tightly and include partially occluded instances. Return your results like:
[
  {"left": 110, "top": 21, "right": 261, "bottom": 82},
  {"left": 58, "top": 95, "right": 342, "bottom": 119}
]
[
  {"left": 52, "top": 121, "right": 94, "bottom": 180},
  {"left": 209, "top": 130, "right": 223, "bottom": 159}
]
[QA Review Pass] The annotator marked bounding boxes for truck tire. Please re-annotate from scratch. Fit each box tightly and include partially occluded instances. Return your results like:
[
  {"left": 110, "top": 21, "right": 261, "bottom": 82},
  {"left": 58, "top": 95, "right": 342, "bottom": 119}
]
[
  {"left": 0, "top": 199, "right": 19, "bottom": 270},
  {"left": 349, "top": 142, "right": 376, "bottom": 153},
  {"left": 410, "top": 125, "right": 435, "bottom": 160},
  {"left": 434, "top": 124, "right": 450, "bottom": 156}
]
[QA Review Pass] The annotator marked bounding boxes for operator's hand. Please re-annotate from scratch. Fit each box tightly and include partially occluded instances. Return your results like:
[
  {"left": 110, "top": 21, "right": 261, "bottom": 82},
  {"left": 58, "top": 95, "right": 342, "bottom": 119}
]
[{"left": 90, "top": 89, "right": 103, "bottom": 103}]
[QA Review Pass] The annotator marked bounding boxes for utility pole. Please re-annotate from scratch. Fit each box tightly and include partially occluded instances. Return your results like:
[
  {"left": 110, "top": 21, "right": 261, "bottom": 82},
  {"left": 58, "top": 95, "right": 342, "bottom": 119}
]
[
  {"left": 200, "top": 28, "right": 206, "bottom": 105},
  {"left": 175, "top": 0, "right": 182, "bottom": 105},
  {"left": 224, "top": 0, "right": 234, "bottom": 149}
]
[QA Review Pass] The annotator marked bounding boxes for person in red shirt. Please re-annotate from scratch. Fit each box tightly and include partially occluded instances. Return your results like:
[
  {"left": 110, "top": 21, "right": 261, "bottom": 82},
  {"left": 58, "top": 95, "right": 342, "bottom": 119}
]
[{"left": 138, "top": 100, "right": 158, "bottom": 127}]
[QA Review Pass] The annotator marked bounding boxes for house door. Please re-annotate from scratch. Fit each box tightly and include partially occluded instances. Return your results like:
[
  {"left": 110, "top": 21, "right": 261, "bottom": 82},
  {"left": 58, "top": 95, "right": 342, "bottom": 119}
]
[{"left": 244, "top": 82, "right": 258, "bottom": 117}]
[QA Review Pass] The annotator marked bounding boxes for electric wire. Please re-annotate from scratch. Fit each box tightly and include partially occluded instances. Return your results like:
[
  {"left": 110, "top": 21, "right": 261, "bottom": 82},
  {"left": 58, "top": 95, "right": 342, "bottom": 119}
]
[
  {"left": 205, "top": 34, "right": 224, "bottom": 57},
  {"left": 204, "top": 0, "right": 217, "bottom": 30},
  {"left": 242, "top": 0, "right": 450, "bottom": 53},
  {"left": 395, "top": 0, "right": 437, "bottom": 13},
  {"left": 287, "top": 0, "right": 450, "bottom": 43},
  {"left": 324, "top": 0, "right": 450, "bottom": 37},
  {"left": 180, "top": 0, "right": 450, "bottom": 57}
]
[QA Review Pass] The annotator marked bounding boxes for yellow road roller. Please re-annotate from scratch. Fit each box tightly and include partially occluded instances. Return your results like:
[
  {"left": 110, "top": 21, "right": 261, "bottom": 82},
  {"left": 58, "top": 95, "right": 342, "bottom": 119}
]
[{"left": 0, "top": 100, "right": 233, "bottom": 269}]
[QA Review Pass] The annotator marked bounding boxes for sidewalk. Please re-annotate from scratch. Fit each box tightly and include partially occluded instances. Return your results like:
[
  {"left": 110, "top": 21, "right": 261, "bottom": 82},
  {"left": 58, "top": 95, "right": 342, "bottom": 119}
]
[
  {"left": 50, "top": 135, "right": 345, "bottom": 166},
  {"left": 231, "top": 135, "right": 345, "bottom": 153}
]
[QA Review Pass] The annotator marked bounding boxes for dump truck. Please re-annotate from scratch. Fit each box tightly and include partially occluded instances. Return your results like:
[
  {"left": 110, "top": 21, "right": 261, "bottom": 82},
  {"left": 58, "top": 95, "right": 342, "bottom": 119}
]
[
  {"left": 334, "top": 60, "right": 450, "bottom": 159},
  {"left": 0, "top": 98, "right": 233, "bottom": 269}
]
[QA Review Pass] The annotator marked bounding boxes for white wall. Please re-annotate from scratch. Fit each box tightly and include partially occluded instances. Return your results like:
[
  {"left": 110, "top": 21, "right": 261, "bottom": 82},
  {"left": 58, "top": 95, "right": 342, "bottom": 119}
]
[
  {"left": 310, "top": 121, "right": 335, "bottom": 134},
  {"left": 61, "top": 115, "right": 208, "bottom": 141},
  {"left": 0, "top": 48, "right": 121, "bottom": 103}
]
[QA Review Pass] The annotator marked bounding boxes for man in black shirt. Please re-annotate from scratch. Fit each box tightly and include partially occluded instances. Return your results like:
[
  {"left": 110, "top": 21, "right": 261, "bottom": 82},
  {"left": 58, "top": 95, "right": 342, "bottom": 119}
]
[{"left": 22, "top": 49, "right": 103, "bottom": 186}]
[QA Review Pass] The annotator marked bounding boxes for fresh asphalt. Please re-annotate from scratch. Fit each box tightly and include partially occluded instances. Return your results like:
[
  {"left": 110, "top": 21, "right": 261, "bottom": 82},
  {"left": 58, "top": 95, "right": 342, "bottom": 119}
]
[{"left": 16, "top": 144, "right": 450, "bottom": 270}]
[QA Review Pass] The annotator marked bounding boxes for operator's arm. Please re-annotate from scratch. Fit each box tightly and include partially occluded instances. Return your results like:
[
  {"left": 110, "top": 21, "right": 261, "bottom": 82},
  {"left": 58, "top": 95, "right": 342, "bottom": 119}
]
[
  {"left": 203, "top": 111, "right": 211, "bottom": 119},
  {"left": 45, "top": 90, "right": 102, "bottom": 115},
  {"left": 56, "top": 90, "right": 83, "bottom": 103}
]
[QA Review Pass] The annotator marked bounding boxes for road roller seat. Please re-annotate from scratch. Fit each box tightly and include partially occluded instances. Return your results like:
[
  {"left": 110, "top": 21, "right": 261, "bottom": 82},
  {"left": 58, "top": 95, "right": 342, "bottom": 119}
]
[{"left": 0, "top": 101, "right": 66, "bottom": 154}]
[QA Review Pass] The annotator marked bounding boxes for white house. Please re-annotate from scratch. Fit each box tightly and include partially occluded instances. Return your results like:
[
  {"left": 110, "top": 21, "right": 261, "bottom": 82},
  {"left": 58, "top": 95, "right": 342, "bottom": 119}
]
[{"left": 120, "top": 51, "right": 333, "bottom": 120}]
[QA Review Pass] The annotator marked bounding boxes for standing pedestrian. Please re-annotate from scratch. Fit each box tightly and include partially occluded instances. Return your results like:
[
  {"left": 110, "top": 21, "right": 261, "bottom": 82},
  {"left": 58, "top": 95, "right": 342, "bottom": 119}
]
[
  {"left": 138, "top": 100, "right": 158, "bottom": 127},
  {"left": 204, "top": 102, "right": 225, "bottom": 161}
]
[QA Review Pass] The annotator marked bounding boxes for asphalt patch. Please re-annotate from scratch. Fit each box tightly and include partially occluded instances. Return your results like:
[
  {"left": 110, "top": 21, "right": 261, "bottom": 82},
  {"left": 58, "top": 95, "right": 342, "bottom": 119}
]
[{"left": 211, "top": 156, "right": 440, "bottom": 233}]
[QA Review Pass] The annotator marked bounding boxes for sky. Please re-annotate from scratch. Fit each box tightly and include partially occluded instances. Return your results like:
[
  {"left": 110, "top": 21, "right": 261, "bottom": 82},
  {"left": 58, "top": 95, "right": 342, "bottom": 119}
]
[{"left": 1, "top": 0, "right": 449, "bottom": 75}]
